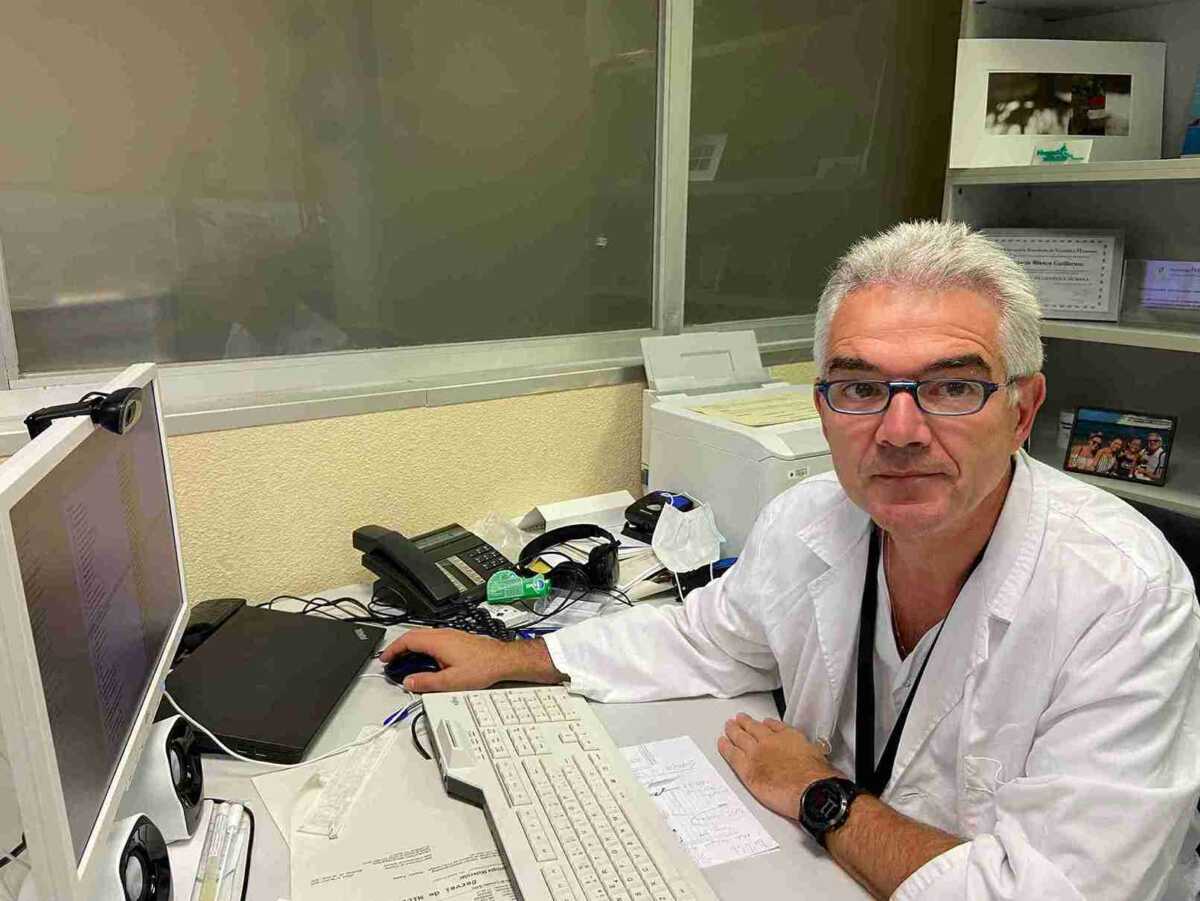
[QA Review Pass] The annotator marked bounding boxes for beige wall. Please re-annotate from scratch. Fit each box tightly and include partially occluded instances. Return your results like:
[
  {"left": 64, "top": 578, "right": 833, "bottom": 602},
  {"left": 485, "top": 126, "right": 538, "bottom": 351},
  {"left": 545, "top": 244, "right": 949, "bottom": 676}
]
[
  {"left": 5, "top": 365, "right": 815, "bottom": 605},
  {"left": 167, "top": 381, "right": 643, "bottom": 603}
]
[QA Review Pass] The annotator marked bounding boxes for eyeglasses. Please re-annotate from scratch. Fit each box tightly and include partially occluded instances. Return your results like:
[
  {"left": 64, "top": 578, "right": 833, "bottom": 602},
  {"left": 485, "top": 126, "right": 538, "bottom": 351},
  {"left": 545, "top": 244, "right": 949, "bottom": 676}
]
[{"left": 815, "top": 378, "right": 1016, "bottom": 416}]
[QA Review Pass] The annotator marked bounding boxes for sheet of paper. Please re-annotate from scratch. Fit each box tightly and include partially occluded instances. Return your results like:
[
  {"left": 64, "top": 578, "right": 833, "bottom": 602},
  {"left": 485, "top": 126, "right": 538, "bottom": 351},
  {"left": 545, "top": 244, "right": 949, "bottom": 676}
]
[
  {"left": 691, "top": 392, "right": 819, "bottom": 427},
  {"left": 620, "top": 736, "right": 779, "bottom": 869},
  {"left": 252, "top": 733, "right": 514, "bottom": 901}
]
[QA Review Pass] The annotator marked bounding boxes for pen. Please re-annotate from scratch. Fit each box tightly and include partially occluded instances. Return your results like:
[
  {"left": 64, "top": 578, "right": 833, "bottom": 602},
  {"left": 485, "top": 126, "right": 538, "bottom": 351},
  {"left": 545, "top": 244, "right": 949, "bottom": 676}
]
[
  {"left": 190, "top": 802, "right": 229, "bottom": 901},
  {"left": 216, "top": 814, "right": 251, "bottom": 901},
  {"left": 196, "top": 803, "right": 241, "bottom": 901}
]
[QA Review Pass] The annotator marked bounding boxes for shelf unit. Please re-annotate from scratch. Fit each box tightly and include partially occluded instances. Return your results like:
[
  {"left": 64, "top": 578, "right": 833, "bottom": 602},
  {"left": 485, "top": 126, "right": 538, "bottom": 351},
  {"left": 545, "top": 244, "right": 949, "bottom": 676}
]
[
  {"left": 949, "top": 157, "right": 1200, "bottom": 187},
  {"left": 953, "top": 0, "right": 1200, "bottom": 513},
  {"left": 977, "top": 0, "right": 1182, "bottom": 19},
  {"left": 1038, "top": 321, "right": 1200, "bottom": 352},
  {"left": 1029, "top": 430, "right": 1200, "bottom": 517}
]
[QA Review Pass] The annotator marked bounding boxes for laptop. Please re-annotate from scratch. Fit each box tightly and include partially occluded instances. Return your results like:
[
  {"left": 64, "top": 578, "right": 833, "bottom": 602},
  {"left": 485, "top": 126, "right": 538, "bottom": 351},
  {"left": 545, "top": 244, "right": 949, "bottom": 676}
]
[{"left": 165, "top": 606, "right": 384, "bottom": 763}]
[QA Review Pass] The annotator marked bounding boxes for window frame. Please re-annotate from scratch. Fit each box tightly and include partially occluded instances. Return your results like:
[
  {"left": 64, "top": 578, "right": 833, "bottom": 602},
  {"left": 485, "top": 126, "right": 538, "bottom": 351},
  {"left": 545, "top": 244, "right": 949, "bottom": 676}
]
[{"left": 0, "top": 0, "right": 815, "bottom": 455}]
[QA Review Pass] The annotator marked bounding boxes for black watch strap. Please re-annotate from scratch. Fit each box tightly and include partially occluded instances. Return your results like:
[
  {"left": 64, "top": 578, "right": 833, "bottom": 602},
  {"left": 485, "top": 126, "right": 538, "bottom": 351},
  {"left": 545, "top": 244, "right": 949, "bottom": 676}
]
[{"left": 798, "top": 777, "right": 861, "bottom": 848}]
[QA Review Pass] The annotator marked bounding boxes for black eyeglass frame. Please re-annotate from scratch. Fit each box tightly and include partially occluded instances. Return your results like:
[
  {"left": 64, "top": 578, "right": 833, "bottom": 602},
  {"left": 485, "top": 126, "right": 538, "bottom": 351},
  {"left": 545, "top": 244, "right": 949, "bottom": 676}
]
[{"left": 814, "top": 377, "right": 1019, "bottom": 416}]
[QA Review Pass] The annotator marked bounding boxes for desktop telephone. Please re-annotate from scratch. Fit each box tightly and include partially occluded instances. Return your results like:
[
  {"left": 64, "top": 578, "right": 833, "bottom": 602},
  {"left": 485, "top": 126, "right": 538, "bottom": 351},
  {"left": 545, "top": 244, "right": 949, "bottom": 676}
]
[{"left": 353, "top": 523, "right": 510, "bottom": 618}]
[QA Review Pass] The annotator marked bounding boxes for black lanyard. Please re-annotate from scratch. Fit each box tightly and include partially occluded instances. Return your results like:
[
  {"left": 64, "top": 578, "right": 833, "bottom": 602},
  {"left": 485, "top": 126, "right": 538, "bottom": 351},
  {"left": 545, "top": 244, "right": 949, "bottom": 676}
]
[{"left": 854, "top": 527, "right": 983, "bottom": 796}]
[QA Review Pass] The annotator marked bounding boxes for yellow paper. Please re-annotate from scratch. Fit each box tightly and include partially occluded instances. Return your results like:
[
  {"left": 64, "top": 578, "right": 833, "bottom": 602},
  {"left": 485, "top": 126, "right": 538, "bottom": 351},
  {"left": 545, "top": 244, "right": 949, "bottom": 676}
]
[{"left": 691, "top": 392, "right": 819, "bottom": 427}]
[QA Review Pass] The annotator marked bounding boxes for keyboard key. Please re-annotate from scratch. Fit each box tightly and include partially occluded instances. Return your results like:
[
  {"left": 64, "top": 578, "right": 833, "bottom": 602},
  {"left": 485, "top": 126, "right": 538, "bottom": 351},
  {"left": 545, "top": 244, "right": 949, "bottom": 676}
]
[
  {"left": 541, "top": 864, "right": 576, "bottom": 900},
  {"left": 482, "top": 728, "right": 511, "bottom": 758},
  {"left": 469, "top": 695, "right": 499, "bottom": 728},
  {"left": 510, "top": 729, "right": 534, "bottom": 756}
]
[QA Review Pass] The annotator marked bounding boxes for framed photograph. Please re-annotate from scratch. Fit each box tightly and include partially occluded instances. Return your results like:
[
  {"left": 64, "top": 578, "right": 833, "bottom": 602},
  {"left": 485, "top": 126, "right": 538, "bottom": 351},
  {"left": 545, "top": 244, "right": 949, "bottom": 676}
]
[
  {"left": 950, "top": 40, "right": 1165, "bottom": 168},
  {"left": 1182, "top": 66, "right": 1200, "bottom": 157},
  {"left": 1063, "top": 406, "right": 1177, "bottom": 487}
]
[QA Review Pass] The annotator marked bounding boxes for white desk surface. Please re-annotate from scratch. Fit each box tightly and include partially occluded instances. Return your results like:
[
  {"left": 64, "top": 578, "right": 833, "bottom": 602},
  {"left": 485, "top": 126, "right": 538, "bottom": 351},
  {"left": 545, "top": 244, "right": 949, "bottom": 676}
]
[{"left": 203, "top": 620, "right": 868, "bottom": 901}]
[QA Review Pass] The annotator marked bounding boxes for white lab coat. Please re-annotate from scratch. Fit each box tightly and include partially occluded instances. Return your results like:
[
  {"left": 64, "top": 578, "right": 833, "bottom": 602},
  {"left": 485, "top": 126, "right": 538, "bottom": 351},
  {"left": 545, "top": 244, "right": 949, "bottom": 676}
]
[{"left": 545, "top": 452, "right": 1200, "bottom": 899}]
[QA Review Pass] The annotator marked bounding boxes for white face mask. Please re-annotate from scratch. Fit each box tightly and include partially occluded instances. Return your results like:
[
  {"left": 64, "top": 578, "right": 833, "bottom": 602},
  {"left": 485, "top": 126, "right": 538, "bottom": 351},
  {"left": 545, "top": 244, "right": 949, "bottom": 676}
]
[{"left": 651, "top": 502, "right": 725, "bottom": 574}]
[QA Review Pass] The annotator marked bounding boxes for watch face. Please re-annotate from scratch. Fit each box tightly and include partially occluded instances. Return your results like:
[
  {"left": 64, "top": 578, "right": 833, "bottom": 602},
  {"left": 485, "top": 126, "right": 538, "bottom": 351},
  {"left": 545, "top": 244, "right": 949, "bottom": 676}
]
[{"left": 802, "top": 781, "right": 849, "bottom": 829}]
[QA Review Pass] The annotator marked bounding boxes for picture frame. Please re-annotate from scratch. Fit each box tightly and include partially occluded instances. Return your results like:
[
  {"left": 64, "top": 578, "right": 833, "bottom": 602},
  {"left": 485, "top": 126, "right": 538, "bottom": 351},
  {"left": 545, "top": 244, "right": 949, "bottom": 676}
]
[
  {"left": 689, "top": 134, "right": 728, "bottom": 182},
  {"left": 1063, "top": 406, "right": 1177, "bottom": 488},
  {"left": 950, "top": 39, "right": 1165, "bottom": 168},
  {"left": 982, "top": 228, "right": 1124, "bottom": 321}
]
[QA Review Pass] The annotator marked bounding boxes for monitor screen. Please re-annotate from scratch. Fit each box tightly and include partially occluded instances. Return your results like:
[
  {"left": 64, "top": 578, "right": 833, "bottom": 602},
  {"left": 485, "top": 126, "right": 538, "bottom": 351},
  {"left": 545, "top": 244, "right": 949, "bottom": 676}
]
[{"left": 8, "top": 383, "right": 183, "bottom": 862}]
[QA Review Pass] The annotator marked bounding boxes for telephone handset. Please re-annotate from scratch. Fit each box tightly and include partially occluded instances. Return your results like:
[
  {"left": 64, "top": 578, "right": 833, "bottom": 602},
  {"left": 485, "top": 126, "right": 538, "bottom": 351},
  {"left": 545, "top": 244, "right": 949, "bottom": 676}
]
[{"left": 352, "top": 523, "right": 510, "bottom": 618}]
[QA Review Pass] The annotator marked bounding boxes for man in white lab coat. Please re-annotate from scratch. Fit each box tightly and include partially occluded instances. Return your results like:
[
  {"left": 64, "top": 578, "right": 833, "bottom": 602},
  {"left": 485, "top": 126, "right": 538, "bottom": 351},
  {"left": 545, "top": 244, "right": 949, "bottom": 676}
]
[{"left": 383, "top": 221, "right": 1200, "bottom": 899}]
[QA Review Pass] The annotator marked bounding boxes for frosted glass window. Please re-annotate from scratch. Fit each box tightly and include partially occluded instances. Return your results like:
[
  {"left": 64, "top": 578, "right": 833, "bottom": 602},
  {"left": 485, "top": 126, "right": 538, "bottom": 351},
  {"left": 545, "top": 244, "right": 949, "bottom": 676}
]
[
  {"left": 684, "top": 0, "right": 962, "bottom": 325},
  {"left": 0, "top": 1, "right": 659, "bottom": 373}
]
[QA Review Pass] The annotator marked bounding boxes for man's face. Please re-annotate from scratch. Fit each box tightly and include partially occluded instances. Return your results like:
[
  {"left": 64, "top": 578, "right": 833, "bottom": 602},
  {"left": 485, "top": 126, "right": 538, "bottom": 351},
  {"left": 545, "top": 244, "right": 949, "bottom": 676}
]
[
  {"left": 816, "top": 285, "right": 1045, "bottom": 539},
  {"left": 1149, "top": 435, "right": 1162, "bottom": 451}
]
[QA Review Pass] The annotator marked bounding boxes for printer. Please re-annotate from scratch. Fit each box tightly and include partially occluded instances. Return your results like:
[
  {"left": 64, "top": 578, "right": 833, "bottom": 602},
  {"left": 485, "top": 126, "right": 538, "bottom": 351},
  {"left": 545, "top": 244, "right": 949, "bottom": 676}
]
[{"left": 642, "top": 331, "right": 833, "bottom": 556}]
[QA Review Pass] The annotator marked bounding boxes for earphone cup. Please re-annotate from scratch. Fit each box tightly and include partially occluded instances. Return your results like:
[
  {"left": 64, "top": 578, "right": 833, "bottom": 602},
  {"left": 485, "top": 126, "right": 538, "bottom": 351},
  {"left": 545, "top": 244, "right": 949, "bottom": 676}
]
[
  {"left": 548, "top": 560, "right": 591, "bottom": 588},
  {"left": 587, "top": 544, "right": 618, "bottom": 589}
]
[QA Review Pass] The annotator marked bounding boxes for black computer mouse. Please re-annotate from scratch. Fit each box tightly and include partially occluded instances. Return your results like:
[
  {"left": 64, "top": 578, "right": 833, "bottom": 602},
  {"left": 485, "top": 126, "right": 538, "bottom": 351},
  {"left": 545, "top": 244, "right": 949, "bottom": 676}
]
[{"left": 383, "top": 652, "right": 441, "bottom": 684}]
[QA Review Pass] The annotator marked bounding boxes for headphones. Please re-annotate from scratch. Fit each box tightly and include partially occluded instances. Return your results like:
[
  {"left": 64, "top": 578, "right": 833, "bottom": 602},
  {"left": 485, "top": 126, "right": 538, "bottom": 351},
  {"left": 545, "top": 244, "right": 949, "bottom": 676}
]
[{"left": 517, "top": 524, "right": 620, "bottom": 591}]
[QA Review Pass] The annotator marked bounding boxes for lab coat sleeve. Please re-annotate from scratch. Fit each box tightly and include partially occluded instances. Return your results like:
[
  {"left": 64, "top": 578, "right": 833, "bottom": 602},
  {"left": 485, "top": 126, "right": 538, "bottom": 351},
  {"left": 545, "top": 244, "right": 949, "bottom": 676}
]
[
  {"left": 893, "top": 585, "right": 1200, "bottom": 901},
  {"left": 543, "top": 499, "right": 791, "bottom": 702}
]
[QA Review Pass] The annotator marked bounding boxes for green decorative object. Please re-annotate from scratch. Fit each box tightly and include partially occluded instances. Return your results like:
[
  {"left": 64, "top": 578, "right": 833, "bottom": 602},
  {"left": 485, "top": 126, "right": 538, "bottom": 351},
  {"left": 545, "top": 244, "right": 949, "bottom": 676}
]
[{"left": 486, "top": 569, "right": 550, "bottom": 604}]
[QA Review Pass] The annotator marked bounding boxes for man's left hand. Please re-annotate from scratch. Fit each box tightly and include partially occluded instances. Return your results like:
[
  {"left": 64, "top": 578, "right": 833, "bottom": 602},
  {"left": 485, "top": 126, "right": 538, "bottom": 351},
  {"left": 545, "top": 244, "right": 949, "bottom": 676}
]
[{"left": 717, "top": 714, "right": 842, "bottom": 819}]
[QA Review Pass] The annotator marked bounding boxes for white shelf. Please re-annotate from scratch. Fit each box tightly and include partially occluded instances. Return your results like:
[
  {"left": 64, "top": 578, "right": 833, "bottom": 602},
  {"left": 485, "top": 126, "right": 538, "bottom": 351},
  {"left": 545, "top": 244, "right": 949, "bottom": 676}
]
[
  {"left": 978, "top": 0, "right": 1183, "bottom": 19},
  {"left": 949, "top": 158, "right": 1200, "bottom": 187},
  {"left": 1031, "top": 432, "right": 1200, "bottom": 517},
  {"left": 1040, "top": 321, "right": 1200, "bottom": 353}
]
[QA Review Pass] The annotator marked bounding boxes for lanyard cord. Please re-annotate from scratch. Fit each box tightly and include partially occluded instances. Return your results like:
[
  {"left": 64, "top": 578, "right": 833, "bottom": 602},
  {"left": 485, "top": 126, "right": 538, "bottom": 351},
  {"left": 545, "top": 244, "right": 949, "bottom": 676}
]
[{"left": 854, "top": 526, "right": 984, "bottom": 797}]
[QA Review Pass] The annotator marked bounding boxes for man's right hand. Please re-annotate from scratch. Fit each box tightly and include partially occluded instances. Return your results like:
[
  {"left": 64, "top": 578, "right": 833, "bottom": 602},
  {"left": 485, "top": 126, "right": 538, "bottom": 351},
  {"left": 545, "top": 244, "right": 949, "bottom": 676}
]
[{"left": 379, "top": 629, "right": 564, "bottom": 693}]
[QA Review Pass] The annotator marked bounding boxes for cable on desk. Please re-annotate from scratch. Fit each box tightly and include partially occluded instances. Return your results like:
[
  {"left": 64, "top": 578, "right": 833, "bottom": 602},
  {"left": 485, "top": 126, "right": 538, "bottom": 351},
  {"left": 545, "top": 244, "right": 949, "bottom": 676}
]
[
  {"left": 244, "top": 589, "right": 520, "bottom": 639},
  {"left": 411, "top": 709, "right": 431, "bottom": 761},
  {"left": 164, "top": 691, "right": 408, "bottom": 771},
  {"left": 203, "top": 797, "right": 255, "bottom": 901}
]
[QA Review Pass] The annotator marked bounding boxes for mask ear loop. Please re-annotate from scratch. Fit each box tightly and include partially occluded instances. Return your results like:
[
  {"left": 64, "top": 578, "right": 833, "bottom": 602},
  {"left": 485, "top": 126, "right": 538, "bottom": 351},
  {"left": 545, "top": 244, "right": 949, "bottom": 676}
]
[{"left": 673, "top": 571, "right": 685, "bottom": 602}]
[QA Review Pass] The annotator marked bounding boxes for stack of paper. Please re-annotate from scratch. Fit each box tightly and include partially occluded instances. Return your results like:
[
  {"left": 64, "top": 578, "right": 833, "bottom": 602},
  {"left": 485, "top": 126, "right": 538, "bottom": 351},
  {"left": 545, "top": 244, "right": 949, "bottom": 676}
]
[{"left": 252, "top": 730, "right": 514, "bottom": 901}]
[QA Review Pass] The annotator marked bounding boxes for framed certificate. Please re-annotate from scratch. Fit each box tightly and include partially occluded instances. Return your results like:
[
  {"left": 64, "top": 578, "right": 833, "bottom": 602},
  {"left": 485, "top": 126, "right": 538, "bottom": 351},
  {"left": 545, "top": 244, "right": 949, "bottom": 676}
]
[{"left": 983, "top": 229, "right": 1124, "bottom": 321}]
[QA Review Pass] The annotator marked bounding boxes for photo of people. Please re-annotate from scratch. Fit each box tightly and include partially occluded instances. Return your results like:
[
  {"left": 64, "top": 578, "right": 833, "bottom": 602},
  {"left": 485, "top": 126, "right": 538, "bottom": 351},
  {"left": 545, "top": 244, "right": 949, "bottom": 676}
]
[
  {"left": 985, "top": 72, "right": 1133, "bottom": 136},
  {"left": 1064, "top": 407, "right": 1176, "bottom": 486}
]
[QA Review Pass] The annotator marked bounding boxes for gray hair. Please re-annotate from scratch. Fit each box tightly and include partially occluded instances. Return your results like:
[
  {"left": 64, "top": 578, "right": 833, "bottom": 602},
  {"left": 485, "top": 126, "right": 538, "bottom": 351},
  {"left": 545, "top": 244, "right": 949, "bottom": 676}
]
[{"left": 813, "top": 221, "right": 1043, "bottom": 383}]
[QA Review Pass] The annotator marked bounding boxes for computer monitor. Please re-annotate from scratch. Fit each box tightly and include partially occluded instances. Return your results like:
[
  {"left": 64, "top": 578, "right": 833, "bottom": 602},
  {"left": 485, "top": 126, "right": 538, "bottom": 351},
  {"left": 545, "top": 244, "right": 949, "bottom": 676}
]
[{"left": 0, "top": 363, "right": 188, "bottom": 900}]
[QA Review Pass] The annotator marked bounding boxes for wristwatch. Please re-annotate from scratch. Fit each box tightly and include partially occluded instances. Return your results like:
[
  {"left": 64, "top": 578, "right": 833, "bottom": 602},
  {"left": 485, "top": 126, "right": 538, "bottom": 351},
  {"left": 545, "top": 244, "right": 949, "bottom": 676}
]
[{"left": 798, "top": 777, "right": 860, "bottom": 848}]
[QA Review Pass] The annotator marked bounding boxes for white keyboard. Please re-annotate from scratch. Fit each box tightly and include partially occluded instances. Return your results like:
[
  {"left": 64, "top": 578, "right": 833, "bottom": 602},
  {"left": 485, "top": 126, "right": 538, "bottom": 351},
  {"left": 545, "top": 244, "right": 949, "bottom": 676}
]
[{"left": 422, "top": 687, "right": 719, "bottom": 901}]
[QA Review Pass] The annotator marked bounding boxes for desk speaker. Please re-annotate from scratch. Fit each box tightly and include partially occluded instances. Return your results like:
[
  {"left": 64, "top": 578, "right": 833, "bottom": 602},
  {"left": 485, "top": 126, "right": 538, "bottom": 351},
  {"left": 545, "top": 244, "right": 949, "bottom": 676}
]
[
  {"left": 119, "top": 715, "right": 203, "bottom": 843},
  {"left": 89, "top": 814, "right": 172, "bottom": 901}
]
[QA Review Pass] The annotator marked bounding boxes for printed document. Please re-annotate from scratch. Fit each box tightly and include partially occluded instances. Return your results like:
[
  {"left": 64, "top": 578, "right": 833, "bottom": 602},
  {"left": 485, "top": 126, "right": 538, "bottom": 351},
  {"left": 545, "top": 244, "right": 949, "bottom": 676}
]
[
  {"left": 691, "top": 392, "right": 819, "bottom": 427},
  {"left": 252, "top": 732, "right": 514, "bottom": 901},
  {"left": 620, "top": 736, "right": 778, "bottom": 869}
]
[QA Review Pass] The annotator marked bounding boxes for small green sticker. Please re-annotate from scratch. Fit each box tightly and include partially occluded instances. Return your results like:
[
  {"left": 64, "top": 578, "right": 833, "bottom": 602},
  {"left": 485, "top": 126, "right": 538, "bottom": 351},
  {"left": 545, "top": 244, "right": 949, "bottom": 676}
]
[{"left": 1035, "top": 144, "right": 1084, "bottom": 164}]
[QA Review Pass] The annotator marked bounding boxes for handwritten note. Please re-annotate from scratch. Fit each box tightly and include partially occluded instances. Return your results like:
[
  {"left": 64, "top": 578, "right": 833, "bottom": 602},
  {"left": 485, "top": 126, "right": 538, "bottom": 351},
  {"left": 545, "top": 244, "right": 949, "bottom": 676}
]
[{"left": 621, "top": 736, "right": 778, "bottom": 869}]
